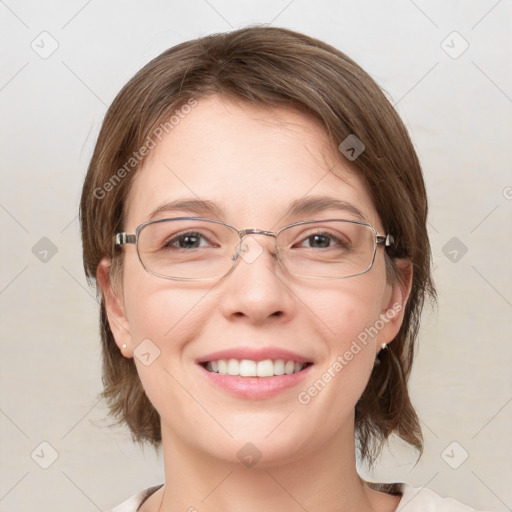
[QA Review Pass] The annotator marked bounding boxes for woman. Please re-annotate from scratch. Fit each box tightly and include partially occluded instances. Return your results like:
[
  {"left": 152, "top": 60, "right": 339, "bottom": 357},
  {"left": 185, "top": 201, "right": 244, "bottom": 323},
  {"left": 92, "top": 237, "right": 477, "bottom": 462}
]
[{"left": 80, "top": 26, "right": 483, "bottom": 511}]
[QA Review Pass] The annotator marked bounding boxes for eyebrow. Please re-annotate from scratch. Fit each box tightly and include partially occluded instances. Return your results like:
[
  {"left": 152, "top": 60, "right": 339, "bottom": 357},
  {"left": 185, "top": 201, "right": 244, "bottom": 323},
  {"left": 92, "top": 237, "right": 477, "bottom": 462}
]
[
  {"left": 284, "top": 196, "right": 367, "bottom": 222},
  {"left": 147, "top": 195, "right": 367, "bottom": 222},
  {"left": 148, "top": 198, "right": 223, "bottom": 220}
]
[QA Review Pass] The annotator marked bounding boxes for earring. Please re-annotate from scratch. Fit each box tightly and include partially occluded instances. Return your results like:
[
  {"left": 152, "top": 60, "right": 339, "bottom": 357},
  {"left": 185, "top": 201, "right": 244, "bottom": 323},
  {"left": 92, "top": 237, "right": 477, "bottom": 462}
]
[
  {"left": 122, "top": 344, "right": 127, "bottom": 349},
  {"left": 374, "top": 343, "right": 387, "bottom": 367}
]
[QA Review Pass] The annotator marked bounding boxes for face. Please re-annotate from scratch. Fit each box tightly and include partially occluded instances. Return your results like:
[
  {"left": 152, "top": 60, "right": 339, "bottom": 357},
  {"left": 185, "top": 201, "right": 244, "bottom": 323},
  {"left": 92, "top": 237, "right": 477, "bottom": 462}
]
[{"left": 99, "top": 95, "right": 410, "bottom": 467}]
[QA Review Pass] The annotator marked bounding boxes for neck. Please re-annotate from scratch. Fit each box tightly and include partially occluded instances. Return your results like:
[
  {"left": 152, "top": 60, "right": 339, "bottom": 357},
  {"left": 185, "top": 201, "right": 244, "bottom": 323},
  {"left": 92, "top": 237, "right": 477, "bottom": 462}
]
[{"left": 153, "top": 423, "right": 379, "bottom": 512}]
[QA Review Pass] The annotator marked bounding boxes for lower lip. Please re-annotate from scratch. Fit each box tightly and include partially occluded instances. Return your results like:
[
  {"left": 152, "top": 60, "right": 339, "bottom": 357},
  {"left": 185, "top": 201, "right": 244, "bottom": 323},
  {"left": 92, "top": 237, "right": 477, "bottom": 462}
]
[{"left": 198, "top": 364, "right": 313, "bottom": 399}]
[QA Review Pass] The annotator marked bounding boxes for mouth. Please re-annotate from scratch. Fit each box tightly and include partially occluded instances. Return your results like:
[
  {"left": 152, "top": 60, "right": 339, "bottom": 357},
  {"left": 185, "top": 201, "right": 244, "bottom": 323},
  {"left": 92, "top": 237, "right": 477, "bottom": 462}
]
[
  {"left": 196, "top": 348, "right": 314, "bottom": 399},
  {"left": 200, "top": 358, "right": 313, "bottom": 377}
]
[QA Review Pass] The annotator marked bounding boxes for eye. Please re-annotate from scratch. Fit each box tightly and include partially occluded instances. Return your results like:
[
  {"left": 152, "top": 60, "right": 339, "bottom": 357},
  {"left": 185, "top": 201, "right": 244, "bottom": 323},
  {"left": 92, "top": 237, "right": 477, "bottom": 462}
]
[
  {"left": 296, "top": 231, "right": 349, "bottom": 250},
  {"left": 301, "top": 233, "right": 334, "bottom": 249},
  {"left": 163, "top": 231, "right": 214, "bottom": 250}
]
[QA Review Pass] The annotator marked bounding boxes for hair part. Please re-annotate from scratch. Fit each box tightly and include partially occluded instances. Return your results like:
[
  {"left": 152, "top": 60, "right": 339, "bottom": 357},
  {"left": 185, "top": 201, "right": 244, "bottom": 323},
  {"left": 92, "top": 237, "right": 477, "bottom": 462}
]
[{"left": 80, "top": 25, "right": 436, "bottom": 465}]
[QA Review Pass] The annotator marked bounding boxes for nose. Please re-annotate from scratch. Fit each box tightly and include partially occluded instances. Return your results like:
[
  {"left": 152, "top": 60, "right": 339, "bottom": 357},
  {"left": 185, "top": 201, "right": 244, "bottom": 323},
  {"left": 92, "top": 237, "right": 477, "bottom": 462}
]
[{"left": 218, "top": 233, "right": 295, "bottom": 325}]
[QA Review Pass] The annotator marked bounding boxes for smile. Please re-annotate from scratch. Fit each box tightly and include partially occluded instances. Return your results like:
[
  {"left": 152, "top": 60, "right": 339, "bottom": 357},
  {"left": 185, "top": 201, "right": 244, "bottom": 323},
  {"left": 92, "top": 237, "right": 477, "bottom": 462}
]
[
  {"left": 196, "top": 347, "right": 314, "bottom": 399},
  {"left": 202, "top": 358, "right": 312, "bottom": 377}
]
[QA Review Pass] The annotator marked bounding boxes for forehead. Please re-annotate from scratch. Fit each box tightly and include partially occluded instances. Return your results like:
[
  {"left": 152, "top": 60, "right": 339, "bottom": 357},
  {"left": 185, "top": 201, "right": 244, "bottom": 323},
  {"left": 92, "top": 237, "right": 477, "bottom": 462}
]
[{"left": 124, "top": 95, "right": 380, "bottom": 230}]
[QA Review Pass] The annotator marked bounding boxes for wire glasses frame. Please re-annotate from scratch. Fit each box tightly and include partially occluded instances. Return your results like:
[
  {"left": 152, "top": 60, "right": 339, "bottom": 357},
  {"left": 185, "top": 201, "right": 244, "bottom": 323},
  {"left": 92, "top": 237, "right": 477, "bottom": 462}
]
[{"left": 114, "top": 217, "right": 394, "bottom": 281}]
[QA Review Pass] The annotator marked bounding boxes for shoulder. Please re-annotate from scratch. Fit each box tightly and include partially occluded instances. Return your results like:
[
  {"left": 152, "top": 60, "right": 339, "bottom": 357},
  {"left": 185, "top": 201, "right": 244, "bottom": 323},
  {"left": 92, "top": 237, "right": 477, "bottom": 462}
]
[
  {"left": 397, "top": 484, "right": 489, "bottom": 511},
  {"left": 105, "top": 485, "right": 163, "bottom": 512}
]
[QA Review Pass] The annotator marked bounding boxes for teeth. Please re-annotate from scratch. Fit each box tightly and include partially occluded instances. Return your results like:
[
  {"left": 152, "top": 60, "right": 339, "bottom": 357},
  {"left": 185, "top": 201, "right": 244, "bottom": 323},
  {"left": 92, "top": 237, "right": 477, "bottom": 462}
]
[
  {"left": 285, "top": 360, "right": 295, "bottom": 375},
  {"left": 259, "top": 359, "right": 301, "bottom": 377},
  {"left": 227, "top": 359, "right": 239, "bottom": 375},
  {"left": 218, "top": 360, "right": 227, "bottom": 375},
  {"left": 273, "top": 359, "right": 285, "bottom": 375},
  {"left": 239, "top": 359, "right": 257, "bottom": 377},
  {"left": 204, "top": 358, "right": 306, "bottom": 377},
  {"left": 257, "top": 359, "right": 273, "bottom": 377}
]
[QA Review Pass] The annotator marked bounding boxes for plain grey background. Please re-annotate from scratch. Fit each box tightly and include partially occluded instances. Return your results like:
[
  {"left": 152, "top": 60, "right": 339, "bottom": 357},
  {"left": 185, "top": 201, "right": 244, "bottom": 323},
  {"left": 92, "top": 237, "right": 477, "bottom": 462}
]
[{"left": 1, "top": 1, "right": 511, "bottom": 511}]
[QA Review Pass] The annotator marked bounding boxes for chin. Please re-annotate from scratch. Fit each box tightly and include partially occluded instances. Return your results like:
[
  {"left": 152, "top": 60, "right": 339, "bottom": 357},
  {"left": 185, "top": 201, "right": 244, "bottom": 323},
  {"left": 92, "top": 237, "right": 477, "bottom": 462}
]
[{"left": 190, "top": 415, "right": 319, "bottom": 468}]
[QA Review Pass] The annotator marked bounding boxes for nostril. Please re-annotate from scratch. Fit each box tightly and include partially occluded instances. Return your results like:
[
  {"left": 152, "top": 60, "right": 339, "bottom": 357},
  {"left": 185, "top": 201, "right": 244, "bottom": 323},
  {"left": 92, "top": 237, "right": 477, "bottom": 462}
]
[{"left": 232, "top": 311, "right": 282, "bottom": 318}]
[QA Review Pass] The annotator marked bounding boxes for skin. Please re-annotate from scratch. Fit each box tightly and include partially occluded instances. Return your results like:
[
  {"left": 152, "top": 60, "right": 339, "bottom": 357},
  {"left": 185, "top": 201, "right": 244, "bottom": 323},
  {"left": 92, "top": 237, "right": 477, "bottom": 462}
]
[{"left": 98, "top": 95, "right": 412, "bottom": 512}]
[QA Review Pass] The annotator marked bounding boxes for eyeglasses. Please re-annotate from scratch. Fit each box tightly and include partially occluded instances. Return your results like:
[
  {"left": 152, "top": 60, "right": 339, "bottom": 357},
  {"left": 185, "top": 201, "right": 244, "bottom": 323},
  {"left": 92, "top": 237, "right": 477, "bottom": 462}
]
[{"left": 114, "top": 217, "right": 394, "bottom": 281}]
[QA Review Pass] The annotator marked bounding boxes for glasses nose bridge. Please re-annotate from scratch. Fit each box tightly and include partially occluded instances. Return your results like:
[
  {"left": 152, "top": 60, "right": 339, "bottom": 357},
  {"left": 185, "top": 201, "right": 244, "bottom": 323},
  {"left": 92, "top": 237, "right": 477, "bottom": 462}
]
[
  {"left": 236, "top": 228, "right": 279, "bottom": 259},
  {"left": 238, "top": 228, "right": 277, "bottom": 239}
]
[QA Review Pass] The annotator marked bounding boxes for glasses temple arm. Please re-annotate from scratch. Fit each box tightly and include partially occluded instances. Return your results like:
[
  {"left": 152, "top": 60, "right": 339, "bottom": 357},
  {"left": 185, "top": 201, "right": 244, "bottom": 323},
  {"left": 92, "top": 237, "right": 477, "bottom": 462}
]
[
  {"left": 114, "top": 233, "right": 137, "bottom": 246},
  {"left": 376, "top": 234, "right": 394, "bottom": 247}
]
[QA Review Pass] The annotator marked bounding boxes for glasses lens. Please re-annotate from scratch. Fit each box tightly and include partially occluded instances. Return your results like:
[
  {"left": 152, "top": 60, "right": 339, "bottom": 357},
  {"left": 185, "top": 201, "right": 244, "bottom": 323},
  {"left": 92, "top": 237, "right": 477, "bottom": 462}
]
[
  {"left": 137, "top": 219, "right": 238, "bottom": 280},
  {"left": 277, "top": 220, "right": 376, "bottom": 279}
]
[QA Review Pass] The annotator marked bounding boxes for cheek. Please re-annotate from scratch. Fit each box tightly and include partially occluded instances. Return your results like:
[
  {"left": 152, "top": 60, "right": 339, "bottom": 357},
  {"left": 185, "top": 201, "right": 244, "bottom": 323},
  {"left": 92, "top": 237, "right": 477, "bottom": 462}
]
[
  {"left": 123, "top": 278, "right": 213, "bottom": 424},
  {"left": 312, "top": 278, "right": 387, "bottom": 350},
  {"left": 124, "top": 279, "right": 209, "bottom": 354},
  {"left": 299, "top": 281, "right": 386, "bottom": 409}
]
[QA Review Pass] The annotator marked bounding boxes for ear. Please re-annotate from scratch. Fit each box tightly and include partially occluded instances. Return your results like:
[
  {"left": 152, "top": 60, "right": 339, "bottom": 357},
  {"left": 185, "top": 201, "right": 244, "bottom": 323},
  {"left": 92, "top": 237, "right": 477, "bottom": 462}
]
[
  {"left": 376, "top": 258, "right": 413, "bottom": 354},
  {"left": 96, "top": 258, "right": 133, "bottom": 358}
]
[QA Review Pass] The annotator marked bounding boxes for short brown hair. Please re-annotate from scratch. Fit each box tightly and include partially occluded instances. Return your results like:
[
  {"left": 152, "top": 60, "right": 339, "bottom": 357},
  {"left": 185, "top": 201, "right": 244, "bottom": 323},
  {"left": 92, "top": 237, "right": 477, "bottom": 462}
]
[{"left": 80, "top": 25, "right": 435, "bottom": 466}]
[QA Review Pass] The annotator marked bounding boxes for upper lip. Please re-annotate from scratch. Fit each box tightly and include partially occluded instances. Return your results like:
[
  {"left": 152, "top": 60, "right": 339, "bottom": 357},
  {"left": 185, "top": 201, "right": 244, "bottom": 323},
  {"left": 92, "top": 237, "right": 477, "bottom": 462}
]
[{"left": 196, "top": 347, "right": 313, "bottom": 365}]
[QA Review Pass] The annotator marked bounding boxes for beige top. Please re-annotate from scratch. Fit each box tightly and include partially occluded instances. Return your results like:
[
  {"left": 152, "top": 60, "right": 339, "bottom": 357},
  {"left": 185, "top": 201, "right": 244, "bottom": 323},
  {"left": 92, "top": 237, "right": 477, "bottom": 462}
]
[{"left": 106, "top": 483, "right": 488, "bottom": 511}]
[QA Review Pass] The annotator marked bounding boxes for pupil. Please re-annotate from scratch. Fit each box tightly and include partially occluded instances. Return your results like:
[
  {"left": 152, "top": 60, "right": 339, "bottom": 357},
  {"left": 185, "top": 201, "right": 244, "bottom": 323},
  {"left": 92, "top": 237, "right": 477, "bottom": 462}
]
[
  {"left": 180, "top": 234, "right": 200, "bottom": 248},
  {"left": 310, "top": 235, "right": 329, "bottom": 248}
]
